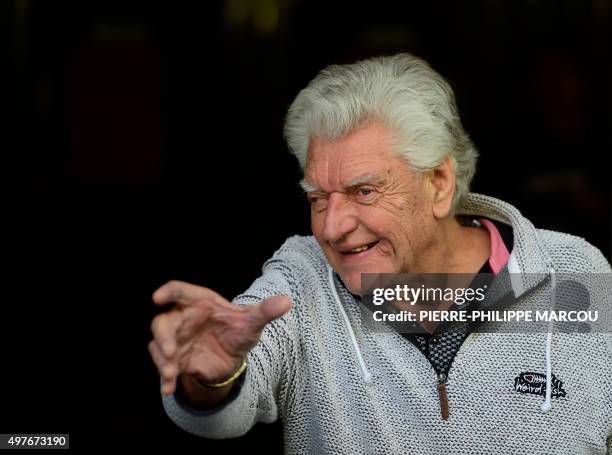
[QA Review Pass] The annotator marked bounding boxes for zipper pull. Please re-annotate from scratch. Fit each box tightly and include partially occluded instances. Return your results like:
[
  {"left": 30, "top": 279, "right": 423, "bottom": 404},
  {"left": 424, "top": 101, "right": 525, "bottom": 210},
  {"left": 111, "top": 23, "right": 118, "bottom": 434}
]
[{"left": 437, "top": 373, "right": 449, "bottom": 420}]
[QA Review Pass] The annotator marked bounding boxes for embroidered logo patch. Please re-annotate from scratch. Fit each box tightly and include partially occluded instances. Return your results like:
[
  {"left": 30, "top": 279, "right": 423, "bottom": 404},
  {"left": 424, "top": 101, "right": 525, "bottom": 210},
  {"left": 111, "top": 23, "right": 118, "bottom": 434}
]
[{"left": 514, "top": 372, "right": 566, "bottom": 398}]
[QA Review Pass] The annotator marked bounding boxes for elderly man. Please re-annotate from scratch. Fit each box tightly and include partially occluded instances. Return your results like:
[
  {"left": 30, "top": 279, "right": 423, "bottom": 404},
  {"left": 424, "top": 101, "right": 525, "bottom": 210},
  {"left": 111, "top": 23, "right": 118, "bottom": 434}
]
[{"left": 149, "top": 53, "right": 612, "bottom": 454}]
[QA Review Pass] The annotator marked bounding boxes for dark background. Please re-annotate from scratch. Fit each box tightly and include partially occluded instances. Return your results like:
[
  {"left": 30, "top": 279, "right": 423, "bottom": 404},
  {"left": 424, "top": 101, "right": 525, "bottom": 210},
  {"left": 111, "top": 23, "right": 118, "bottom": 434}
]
[{"left": 2, "top": 0, "right": 611, "bottom": 451}]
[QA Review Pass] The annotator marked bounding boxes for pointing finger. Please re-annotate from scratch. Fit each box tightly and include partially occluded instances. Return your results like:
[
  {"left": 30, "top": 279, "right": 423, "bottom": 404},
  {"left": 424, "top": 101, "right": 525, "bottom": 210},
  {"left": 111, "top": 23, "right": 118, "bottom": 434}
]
[{"left": 152, "top": 280, "right": 229, "bottom": 308}]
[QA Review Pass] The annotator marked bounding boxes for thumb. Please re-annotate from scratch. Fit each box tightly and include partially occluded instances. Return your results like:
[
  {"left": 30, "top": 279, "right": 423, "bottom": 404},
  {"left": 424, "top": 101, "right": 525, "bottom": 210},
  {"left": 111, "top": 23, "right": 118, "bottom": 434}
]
[{"left": 256, "top": 295, "right": 293, "bottom": 326}]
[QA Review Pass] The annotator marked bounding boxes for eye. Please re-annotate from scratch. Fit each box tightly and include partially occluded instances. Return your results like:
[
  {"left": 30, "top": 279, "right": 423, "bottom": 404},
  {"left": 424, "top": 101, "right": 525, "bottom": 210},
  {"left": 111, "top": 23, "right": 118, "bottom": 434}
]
[
  {"left": 352, "top": 186, "right": 378, "bottom": 203},
  {"left": 307, "top": 192, "right": 328, "bottom": 211},
  {"left": 307, "top": 193, "right": 321, "bottom": 204}
]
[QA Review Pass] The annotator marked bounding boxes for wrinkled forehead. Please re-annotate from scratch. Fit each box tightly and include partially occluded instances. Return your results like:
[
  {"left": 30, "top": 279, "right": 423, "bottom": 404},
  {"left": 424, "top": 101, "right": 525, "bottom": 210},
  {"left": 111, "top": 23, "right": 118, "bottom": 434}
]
[
  {"left": 304, "top": 146, "right": 393, "bottom": 191},
  {"left": 303, "top": 125, "right": 401, "bottom": 192}
]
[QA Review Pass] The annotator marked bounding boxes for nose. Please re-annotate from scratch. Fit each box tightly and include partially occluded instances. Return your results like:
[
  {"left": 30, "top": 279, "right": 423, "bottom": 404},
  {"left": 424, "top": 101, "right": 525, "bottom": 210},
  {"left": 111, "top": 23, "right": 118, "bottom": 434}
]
[{"left": 322, "top": 192, "right": 358, "bottom": 243}]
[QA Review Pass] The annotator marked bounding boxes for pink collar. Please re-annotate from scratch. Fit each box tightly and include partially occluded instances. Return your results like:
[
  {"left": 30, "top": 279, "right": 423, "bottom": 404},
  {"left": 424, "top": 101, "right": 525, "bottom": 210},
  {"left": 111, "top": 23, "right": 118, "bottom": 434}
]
[{"left": 478, "top": 218, "right": 510, "bottom": 275}]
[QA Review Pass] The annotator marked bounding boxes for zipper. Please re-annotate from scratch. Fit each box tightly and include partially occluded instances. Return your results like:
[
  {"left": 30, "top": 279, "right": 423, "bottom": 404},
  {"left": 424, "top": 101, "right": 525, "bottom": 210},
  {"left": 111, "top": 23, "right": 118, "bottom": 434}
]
[
  {"left": 404, "top": 332, "right": 469, "bottom": 421},
  {"left": 436, "top": 373, "right": 449, "bottom": 420}
]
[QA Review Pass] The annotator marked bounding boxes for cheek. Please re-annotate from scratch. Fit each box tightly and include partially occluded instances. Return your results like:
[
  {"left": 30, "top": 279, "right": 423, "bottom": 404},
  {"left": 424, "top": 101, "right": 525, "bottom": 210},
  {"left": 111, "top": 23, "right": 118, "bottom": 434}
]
[
  {"left": 377, "top": 239, "right": 394, "bottom": 255},
  {"left": 310, "top": 214, "right": 322, "bottom": 235},
  {"left": 363, "top": 215, "right": 399, "bottom": 256},
  {"left": 367, "top": 210, "right": 417, "bottom": 258},
  {"left": 311, "top": 215, "right": 328, "bottom": 246}
]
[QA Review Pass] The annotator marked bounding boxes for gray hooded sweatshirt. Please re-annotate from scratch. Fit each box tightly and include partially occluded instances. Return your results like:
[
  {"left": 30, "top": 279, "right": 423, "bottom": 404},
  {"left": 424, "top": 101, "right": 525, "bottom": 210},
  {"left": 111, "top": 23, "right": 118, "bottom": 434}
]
[{"left": 161, "top": 193, "right": 612, "bottom": 454}]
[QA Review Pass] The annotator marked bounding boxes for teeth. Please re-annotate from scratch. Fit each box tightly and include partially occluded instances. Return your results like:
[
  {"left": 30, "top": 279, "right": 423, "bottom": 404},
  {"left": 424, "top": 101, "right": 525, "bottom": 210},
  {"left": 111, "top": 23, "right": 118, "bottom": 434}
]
[{"left": 350, "top": 245, "right": 369, "bottom": 253}]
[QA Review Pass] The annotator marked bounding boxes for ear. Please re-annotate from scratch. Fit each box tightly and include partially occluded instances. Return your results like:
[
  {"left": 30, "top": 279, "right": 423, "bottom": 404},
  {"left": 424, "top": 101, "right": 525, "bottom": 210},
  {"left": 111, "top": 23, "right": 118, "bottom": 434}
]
[{"left": 428, "top": 155, "right": 456, "bottom": 219}]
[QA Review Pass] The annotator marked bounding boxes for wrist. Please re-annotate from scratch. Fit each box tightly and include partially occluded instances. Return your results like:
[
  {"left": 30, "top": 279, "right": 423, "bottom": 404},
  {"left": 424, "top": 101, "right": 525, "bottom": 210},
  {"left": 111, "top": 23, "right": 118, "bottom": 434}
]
[{"left": 195, "top": 358, "right": 247, "bottom": 388}]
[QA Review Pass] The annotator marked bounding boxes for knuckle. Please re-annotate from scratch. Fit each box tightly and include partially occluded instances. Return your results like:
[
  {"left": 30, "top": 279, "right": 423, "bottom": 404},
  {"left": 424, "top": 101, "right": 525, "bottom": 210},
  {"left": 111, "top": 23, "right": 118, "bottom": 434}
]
[
  {"left": 150, "top": 316, "right": 163, "bottom": 336},
  {"left": 169, "top": 309, "right": 182, "bottom": 326},
  {"left": 154, "top": 313, "right": 171, "bottom": 335},
  {"left": 234, "top": 319, "right": 253, "bottom": 336}
]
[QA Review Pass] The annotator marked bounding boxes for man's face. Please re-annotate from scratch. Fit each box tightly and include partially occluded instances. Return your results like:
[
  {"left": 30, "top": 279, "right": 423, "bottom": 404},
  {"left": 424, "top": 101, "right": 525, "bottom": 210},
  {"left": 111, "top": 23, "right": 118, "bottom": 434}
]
[{"left": 304, "top": 121, "right": 438, "bottom": 296}]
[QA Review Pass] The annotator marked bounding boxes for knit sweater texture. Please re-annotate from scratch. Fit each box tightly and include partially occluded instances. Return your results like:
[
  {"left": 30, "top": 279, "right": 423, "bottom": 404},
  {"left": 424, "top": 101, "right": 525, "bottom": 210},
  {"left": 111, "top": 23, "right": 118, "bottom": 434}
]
[{"left": 162, "top": 193, "right": 612, "bottom": 454}]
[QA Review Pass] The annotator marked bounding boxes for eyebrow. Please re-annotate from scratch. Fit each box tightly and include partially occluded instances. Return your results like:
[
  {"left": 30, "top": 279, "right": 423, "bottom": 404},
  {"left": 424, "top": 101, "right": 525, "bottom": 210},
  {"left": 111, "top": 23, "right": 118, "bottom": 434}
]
[
  {"left": 299, "top": 173, "right": 383, "bottom": 193},
  {"left": 299, "top": 179, "right": 319, "bottom": 193}
]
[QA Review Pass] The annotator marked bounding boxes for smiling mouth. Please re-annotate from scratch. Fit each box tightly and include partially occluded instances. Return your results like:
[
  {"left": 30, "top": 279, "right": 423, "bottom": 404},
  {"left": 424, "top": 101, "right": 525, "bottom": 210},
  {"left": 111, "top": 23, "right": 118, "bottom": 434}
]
[{"left": 340, "top": 240, "right": 380, "bottom": 255}]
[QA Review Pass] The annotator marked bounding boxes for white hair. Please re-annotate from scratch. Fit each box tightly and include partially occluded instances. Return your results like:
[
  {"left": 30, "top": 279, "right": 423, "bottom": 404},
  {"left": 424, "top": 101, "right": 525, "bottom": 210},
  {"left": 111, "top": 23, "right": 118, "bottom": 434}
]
[{"left": 283, "top": 53, "right": 478, "bottom": 212}]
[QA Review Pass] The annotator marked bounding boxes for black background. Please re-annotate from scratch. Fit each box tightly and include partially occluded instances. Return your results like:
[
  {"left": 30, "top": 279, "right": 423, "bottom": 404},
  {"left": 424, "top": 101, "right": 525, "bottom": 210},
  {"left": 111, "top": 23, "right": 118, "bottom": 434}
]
[{"left": 2, "top": 0, "right": 611, "bottom": 451}]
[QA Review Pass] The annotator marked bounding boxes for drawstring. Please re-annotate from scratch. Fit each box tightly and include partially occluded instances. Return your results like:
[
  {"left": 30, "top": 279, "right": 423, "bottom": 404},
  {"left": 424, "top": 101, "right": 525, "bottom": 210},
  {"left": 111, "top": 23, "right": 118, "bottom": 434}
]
[
  {"left": 326, "top": 263, "right": 557, "bottom": 406},
  {"left": 327, "top": 264, "right": 373, "bottom": 384},
  {"left": 541, "top": 267, "right": 556, "bottom": 413}
]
